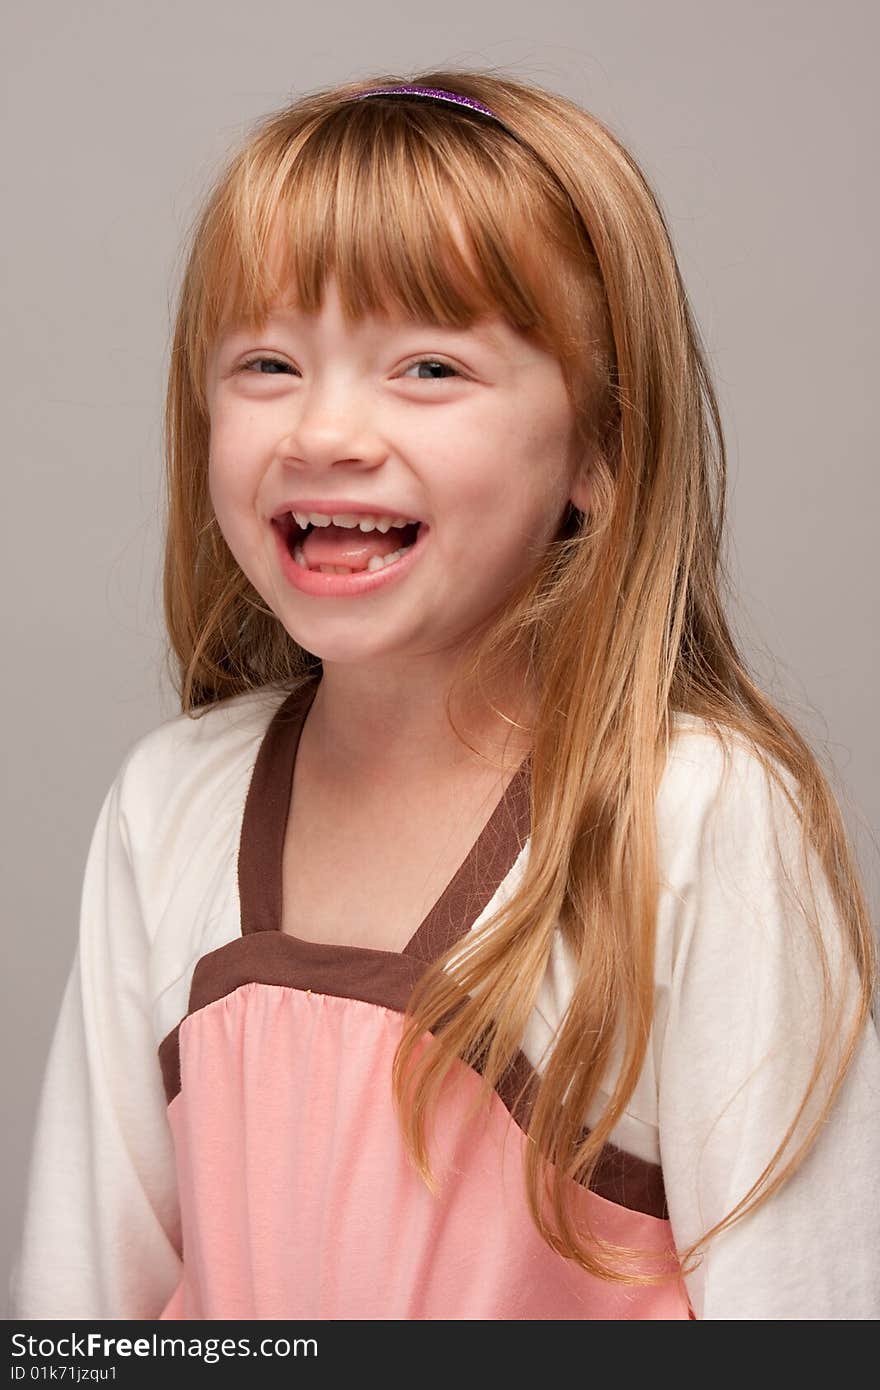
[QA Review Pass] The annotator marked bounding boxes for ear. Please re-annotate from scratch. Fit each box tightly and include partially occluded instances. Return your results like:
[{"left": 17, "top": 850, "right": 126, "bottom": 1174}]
[{"left": 569, "top": 462, "right": 593, "bottom": 515}]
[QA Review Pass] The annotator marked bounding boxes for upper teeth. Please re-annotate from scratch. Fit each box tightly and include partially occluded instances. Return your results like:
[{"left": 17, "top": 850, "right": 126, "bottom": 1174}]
[{"left": 291, "top": 511, "right": 416, "bottom": 532}]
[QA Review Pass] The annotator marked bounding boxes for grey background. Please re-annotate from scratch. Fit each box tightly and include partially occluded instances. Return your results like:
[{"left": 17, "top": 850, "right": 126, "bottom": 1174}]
[{"left": 3, "top": 1, "right": 878, "bottom": 1308}]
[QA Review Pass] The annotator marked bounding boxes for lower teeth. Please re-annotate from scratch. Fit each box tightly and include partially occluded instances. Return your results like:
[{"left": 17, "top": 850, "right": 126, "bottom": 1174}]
[{"left": 292, "top": 541, "right": 415, "bottom": 575}]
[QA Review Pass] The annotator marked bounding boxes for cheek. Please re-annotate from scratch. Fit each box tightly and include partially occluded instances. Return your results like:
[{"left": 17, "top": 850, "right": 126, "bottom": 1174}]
[
  {"left": 444, "top": 412, "right": 570, "bottom": 536},
  {"left": 207, "top": 425, "right": 257, "bottom": 522},
  {"left": 205, "top": 456, "right": 264, "bottom": 586},
  {"left": 207, "top": 456, "right": 236, "bottom": 540}
]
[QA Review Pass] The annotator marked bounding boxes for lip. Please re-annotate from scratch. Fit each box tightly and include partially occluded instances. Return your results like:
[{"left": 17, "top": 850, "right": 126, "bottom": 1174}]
[
  {"left": 270, "top": 498, "right": 423, "bottom": 522},
  {"left": 271, "top": 517, "right": 431, "bottom": 597}
]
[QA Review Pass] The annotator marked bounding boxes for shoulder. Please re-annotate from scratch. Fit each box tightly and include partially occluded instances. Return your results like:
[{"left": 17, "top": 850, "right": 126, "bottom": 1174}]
[
  {"left": 95, "top": 683, "right": 296, "bottom": 990},
  {"left": 656, "top": 712, "right": 805, "bottom": 901},
  {"left": 104, "top": 684, "right": 295, "bottom": 913},
  {"left": 122, "top": 681, "right": 293, "bottom": 774},
  {"left": 113, "top": 683, "right": 292, "bottom": 828},
  {"left": 660, "top": 711, "right": 799, "bottom": 827},
  {"left": 654, "top": 713, "right": 850, "bottom": 1020}
]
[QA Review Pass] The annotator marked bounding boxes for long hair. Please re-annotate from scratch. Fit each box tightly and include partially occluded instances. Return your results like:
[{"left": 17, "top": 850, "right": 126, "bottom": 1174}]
[{"left": 162, "top": 67, "right": 877, "bottom": 1282}]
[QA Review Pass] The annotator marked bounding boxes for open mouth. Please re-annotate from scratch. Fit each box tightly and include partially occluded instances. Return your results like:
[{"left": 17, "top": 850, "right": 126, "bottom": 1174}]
[{"left": 274, "top": 515, "right": 424, "bottom": 575}]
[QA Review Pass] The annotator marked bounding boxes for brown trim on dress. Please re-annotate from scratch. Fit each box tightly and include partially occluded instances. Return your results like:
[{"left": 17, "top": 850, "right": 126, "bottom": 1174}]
[
  {"left": 235, "top": 680, "right": 319, "bottom": 939},
  {"left": 159, "top": 678, "right": 669, "bottom": 1221}
]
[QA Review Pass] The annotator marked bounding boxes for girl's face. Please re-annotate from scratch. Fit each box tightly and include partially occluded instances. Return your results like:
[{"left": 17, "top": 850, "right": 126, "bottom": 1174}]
[{"left": 205, "top": 274, "right": 590, "bottom": 673}]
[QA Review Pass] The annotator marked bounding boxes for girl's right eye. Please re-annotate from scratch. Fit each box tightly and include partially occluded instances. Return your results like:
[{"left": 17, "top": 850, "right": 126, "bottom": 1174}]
[{"left": 239, "top": 355, "right": 298, "bottom": 375}]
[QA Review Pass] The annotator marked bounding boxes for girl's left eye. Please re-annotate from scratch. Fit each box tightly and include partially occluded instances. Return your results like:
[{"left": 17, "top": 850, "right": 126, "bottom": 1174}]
[
  {"left": 237, "top": 356, "right": 463, "bottom": 379},
  {"left": 401, "top": 358, "right": 463, "bottom": 380}
]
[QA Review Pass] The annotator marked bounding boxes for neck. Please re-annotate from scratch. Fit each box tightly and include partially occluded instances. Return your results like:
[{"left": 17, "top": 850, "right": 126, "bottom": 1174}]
[{"left": 302, "top": 663, "right": 534, "bottom": 781}]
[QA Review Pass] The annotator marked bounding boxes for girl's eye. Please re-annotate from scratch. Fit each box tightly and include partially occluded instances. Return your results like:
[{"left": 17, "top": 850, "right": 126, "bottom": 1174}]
[
  {"left": 401, "top": 358, "right": 462, "bottom": 381},
  {"left": 239, "top": 356, "right": 297, "bottom": 375}
]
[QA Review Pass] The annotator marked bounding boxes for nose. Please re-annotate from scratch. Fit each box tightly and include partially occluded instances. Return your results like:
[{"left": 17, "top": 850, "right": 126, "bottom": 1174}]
[{"left": 277, "top": 372, "right": 385, "bottom": 472}]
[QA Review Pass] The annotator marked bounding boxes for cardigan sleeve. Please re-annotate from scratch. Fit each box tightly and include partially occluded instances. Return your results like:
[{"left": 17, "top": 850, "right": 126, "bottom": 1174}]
[
  {"left": 656, "top": 743, "right": 880, "bottom": 1320},
  {"left": 9, "top": 765, "right": 183, "bottom": 1319}
]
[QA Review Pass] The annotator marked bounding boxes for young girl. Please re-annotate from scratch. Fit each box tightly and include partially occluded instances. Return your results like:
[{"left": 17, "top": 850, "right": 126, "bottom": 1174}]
[{"left": 10, "top": 70, "right": 879, "bottom": 1321}]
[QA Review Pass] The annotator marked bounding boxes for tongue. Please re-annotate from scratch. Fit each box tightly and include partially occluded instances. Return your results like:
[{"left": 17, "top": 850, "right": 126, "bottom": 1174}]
[{"left": 300, "top": 523, "right": 411, "bottom": 572}]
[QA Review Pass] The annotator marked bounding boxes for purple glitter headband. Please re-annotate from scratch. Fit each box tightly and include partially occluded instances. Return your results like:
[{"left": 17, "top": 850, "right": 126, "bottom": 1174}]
[
  {"left": 351, "top": 85, "right": 512, "bottom": 133},
  {"left": 349, "top": 84, "right": 577, "bottom": 227}
]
